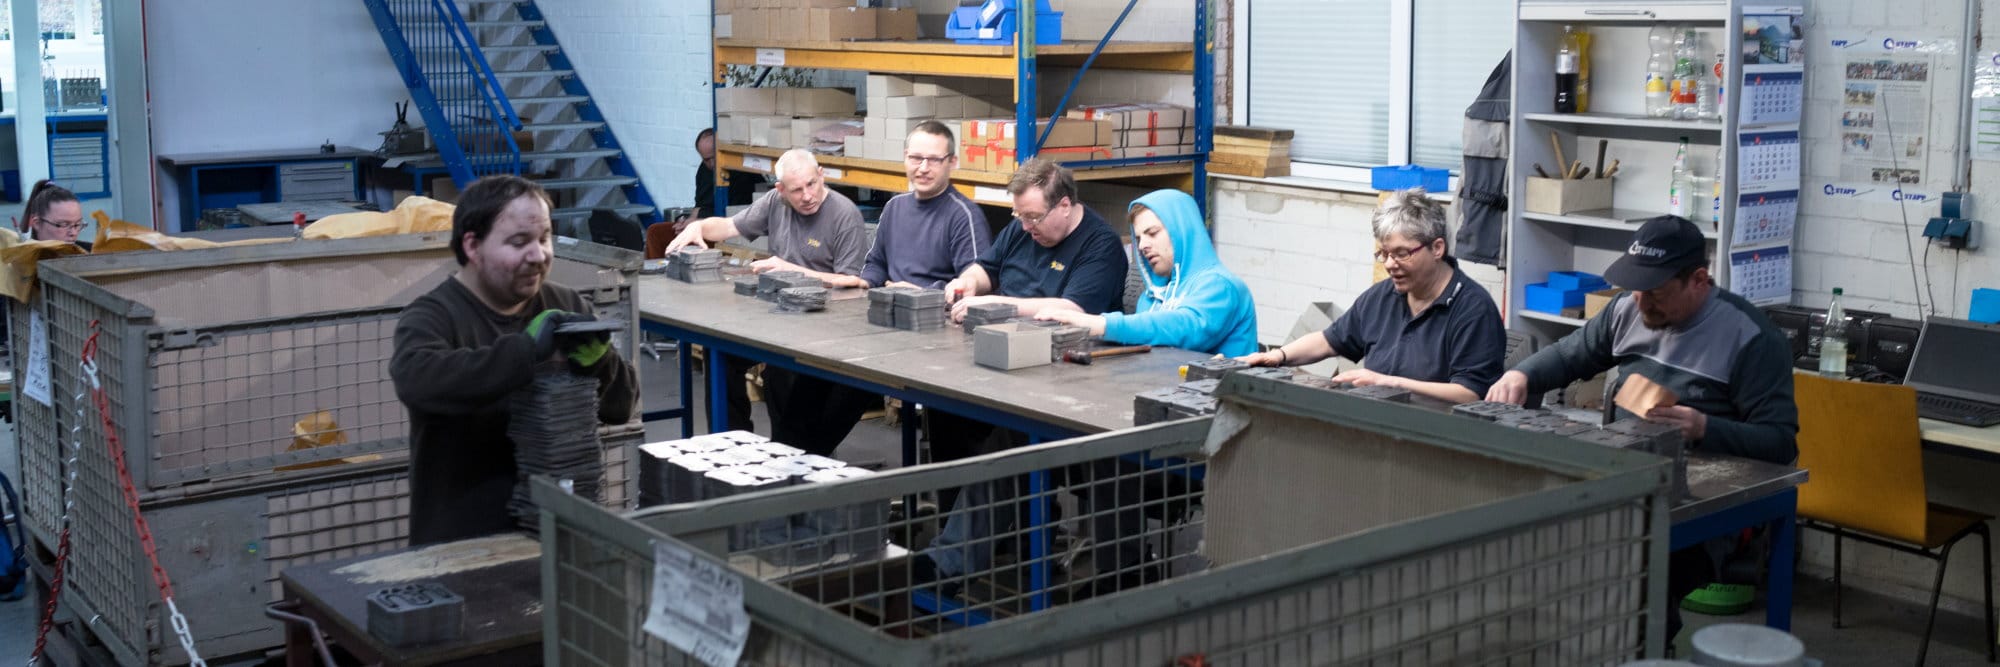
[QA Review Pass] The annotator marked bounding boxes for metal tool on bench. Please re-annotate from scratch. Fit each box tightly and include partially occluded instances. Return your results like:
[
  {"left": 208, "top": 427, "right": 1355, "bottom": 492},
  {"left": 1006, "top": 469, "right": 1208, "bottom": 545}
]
[
  {"left": 1062, "top": 344, "right": 1152, "bottom": 365},
  {"left": 365, "top": 582, "right": 464, "bottom": 647},
  {"left": 377, "top": 101, "right": 427, "bottom": 155}
]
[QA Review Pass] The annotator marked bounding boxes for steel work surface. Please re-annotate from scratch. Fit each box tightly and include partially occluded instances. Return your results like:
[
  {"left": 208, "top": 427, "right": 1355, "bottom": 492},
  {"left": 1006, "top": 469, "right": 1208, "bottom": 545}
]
[
  {"left": 639, "top": 275, "right": 1211, "bottom": 435},
  {"left": 280, "top": 534, "right": 544, "bottom": 666}
]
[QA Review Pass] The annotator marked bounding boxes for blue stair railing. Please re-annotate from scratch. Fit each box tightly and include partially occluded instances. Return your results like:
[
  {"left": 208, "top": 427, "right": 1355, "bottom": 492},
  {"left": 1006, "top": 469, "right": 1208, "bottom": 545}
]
[
  {"left": 364, "top": 0, "right": 522, "bottom": 186},
  {"left": 509, "top": 1, "right": 663, "bottom": 226}
]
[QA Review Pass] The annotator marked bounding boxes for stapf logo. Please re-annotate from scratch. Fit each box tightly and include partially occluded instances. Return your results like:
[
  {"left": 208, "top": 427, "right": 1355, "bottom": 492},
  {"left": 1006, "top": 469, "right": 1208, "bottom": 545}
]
[
  {"left": 1628, "top": 243, "right": 1667, "bottom": 258},
  {"left": 1050, "top": 260, "right": 1066, "bottom": 271},
  {"left": 807, "top": 238, "right": 822, "bottom": 248}
]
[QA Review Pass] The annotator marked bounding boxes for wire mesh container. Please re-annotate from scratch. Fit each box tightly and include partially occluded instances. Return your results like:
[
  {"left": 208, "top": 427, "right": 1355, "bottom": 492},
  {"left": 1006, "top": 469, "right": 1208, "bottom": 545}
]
[{"left": 538, "top": 374, "right": 1675, "bottom": 666}]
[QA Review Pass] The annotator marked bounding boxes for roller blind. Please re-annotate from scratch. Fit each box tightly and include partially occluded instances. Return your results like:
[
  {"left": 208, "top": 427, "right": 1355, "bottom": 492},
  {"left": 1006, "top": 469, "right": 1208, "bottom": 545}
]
[
  {"left": 1411, "top": 0, "right": 1515, "bottom": 169},
  {"left": 1246, "top": 0, "right": 1391, "bottom": 167}
]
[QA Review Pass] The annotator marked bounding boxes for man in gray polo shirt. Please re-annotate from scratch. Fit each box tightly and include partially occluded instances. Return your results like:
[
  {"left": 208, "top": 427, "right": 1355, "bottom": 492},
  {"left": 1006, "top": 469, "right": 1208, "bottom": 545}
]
[
  {"left": 862, "top": 120, "right": 991, "bottom": 289},
  {"left": 665, "top": 149, "right": 871, "bottom": 452},
  {"left": 1487, "top": 214, "right": 1797, "bottom": 644}
]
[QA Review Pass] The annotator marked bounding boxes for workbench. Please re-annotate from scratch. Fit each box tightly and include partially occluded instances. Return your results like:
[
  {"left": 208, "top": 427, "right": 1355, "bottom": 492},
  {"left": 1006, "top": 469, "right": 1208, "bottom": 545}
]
[
  {"left": 158, "top": 146, "right": 376, "bottom": 233},
  {"left": 274, "top": 534, "right": 543, "bottom": 667},
  {"left": 1921, "top": 418, "right": 2000, "bottom": 461}
]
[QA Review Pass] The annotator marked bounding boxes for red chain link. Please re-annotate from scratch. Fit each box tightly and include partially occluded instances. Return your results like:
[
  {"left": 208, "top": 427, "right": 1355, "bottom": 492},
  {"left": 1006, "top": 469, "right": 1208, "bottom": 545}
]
[{"left": 29, "top": 519, "right": 72, "bottom": 662}]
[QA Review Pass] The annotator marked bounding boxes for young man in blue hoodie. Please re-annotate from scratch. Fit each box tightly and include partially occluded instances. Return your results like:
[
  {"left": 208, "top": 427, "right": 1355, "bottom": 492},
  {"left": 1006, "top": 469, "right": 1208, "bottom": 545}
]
[{"left": 1036, "top": 189, "right": 1258, "bottom": 357}]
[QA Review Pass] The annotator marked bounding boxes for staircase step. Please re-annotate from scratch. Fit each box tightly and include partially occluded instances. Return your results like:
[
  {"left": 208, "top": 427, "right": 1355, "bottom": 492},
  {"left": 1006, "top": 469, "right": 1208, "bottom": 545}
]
[
  {"left": 416, "top": 45, "right": 557, "bottom": 55},
  {"left": 465, "top": 20, "right": 545, "bottom": 29},
  {"left": 523, "top": 121, "right": 606, "bottom": 133},
  {"left": 521, "top": 148, "right": 621, "bottom": 161},
  {"left": 493, "top": 69, "right": 574, "bottom": 80},
  {"left": 509, "top": 95, "right": 589, "bottom": 105},
  {"left": 552, "top": 205, "right": 657, "bottom": 220},
  {"left": 456, "top": 0, "right": 525, "bottom": 4},
  {"left": 535, "top": 176, "right": 639, "bottom": 190}
]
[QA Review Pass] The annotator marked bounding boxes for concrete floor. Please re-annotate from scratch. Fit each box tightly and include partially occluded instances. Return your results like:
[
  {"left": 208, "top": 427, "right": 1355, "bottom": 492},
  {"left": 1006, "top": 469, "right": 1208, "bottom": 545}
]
[{"left": 1, "top": 348, "right": 1995, "bottom": 665}]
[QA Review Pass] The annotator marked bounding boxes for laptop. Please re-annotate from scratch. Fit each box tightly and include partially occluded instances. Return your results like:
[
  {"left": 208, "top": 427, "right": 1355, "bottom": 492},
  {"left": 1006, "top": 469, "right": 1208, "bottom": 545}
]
[{"left": 1903, "top": 316, "right": 2000, "bottom": 427}]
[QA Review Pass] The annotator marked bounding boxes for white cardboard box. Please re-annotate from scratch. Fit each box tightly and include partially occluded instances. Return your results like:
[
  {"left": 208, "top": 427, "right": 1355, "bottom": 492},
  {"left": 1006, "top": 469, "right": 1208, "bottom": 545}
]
[{"left": 876, "top": 95, "right": 934, "bottom": 119}]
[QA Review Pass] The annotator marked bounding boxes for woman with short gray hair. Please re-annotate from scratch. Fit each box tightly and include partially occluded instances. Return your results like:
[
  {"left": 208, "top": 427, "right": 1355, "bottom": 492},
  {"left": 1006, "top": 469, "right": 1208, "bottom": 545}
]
[{"left": 1238, "top": 188, "right": 1506, "bottom": 402}]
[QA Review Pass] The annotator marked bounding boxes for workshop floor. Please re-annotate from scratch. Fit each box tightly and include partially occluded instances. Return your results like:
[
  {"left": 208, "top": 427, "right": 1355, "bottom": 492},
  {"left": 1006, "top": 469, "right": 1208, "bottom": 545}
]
[{"left": 0, "top": 348, "right": 1994, "bottom": 664}]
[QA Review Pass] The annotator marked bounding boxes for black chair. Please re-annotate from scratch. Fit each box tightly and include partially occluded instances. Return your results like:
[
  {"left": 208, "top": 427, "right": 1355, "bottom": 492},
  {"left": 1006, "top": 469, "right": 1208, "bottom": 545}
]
[{"left": 586, "top": 208, "right": 644, "bottom": 252}]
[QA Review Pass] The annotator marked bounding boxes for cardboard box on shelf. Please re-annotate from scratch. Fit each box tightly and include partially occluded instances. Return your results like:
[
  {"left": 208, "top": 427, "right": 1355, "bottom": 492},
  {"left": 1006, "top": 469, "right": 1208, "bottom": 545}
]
[
  {"left": 800, "top": 0, "right": 858, "bottom": 8},
  {"left": 714, "top": 13, "right": 734, "bottom": 39},
  {"left": 716, "top": 87, "right": 778, "bottom": 114},
  {"left": 843, "top": 134, "right": 867, "bottom": 158},
  {"left": 1114, "top": 145, "right": 1195, "bottom": 160},
  {"left": 786, "top": 88, "right": 857, "bottom": 116},
  {"left": 876, "top": 7, "right": 920, "bottom": 40},
  {"left": 964, "top": 144, "right": 989, "bottom": 172},
  {"left": 1036, "top": 145, "right": 1113, "bottom": 164},
  {"left": 737, "top": 10, "right": 773, "bottom": 41},
  {"left": 792, "top": 117, "right": 861, "bottom": 148},
  {"left": 933, "top": 96, "right": 966, "bottom": 119},
  {"left": 772, "top": 8, "right": 807, "bottom": 42},
  {"left": 1584, "top": 288, "right": 1625, "bottom": 319},
  {"left": 1114, "top": 127, "right": 1193, "bottom": 147},
  {"left": 1068, "top": 103, "right": 1191, "bottom": 131},
  {"left": 876, "top": 95, "right": 934, "bottom": 119},
  {"left": 748, "top": 116, "right": 787, "bottom": 148},
  {"left": 995, "top": 118, "right": 1113, "bottom": 150},
  {"left": 806, "top": 7, "right": 874, "bottom": 41},
  {"left": 1523, "top": 177, "right": 1614, "bottom": 215},
  {"left": 867, "top": 74, "right": 914, "bottom": 98},
  {"left": 863, "top": 115, "right": 886, "bottom": 139}
]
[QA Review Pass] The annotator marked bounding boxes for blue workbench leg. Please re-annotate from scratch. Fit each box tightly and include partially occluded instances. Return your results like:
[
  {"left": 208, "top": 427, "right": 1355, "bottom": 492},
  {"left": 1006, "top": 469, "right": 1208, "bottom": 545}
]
[
  {"left": 1027, "top": 434, "right": 1050, "bottom": 613},
  {"left": 1766, "top": 488, "right": 1797, "bottom": 632},
  {"left": 707, "top": 348, "right": 729, "bottom": 436},
  {"left": 677, "top": 340, "right": 695, "bottom": 439},
  {"left": 900, "top": 402, "right": 920, "bottom": 468}
]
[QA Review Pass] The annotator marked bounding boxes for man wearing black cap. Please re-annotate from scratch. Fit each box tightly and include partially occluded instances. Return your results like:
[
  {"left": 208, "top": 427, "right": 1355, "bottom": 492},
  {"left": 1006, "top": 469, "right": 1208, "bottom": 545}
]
[{"left": 1485, "top": 215, "right": 1797, "bottom": 643}]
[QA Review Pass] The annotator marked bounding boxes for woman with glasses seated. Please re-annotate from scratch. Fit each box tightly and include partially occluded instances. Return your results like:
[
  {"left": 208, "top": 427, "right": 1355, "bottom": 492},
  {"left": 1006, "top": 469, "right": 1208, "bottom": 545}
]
[
  {"left": 1237, "top": 188, "right": 1504, "bottom": 402},
  {"left": 20, "top": 181, "right": 89, "bottom": 250}
]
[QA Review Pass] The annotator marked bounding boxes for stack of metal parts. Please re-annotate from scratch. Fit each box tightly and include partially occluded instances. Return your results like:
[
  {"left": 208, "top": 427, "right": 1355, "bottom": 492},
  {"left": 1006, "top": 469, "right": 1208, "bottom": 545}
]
[
  {"left": 866, "top": 286, "right": 915, "bottom": 326},
  {"left": 1133, "top": 379, "right": 1224, "bottom": 425},
  {"left": 1185, "top": 357, "right": 1249, "bottom": 382},
  {"left": 776, "top": 286, "right": 830, "bottom": 312},
  {"left": 365, "top": 582, "right": 464, "bottom": 647},
  {"left": 758, "top": 271, "right": 823, "bottom": 302},
  {"left": 1049, "top": 325, "right": 1090, "bottom": 361},
  {"left": 664, "top": 247, "right": 725, "bottom": 283},
  {"left": 733, "top": 275, "right": 761, "bottom": 296},
  {"left": 960, "top": 302, "right": 1018, "bottom": 334},
  {"left": 1136, "top": 371, "right": 1430, "bottom": 425},
  {"left": 633, "top": 432, "right": 887, "bottom": 564},
  {"left": 1442, "top": 400, "right": 1691, "bottom": 499},
  {"left": 506, "top": 372, "right": 606, "bottom": 530},
  {"left": 892, "top": 289, "right": 948, "bottom": 331}
]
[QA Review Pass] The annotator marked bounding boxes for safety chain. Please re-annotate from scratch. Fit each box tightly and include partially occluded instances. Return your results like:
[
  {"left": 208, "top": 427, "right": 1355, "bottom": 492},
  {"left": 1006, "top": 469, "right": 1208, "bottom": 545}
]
[{"left": 26, "top": 343, "right": 89, "bottom": 666}]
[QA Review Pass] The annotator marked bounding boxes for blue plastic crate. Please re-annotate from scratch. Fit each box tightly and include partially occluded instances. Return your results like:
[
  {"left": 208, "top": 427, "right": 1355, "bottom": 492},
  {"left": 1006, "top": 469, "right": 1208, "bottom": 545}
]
[
  {"left": 1970, "top": 288, "right": 2000, "bottom": 324},
  {"left": 1524, "top": 282, "right": 1586, "bottom": 314},
  {"left": 948, "top": 1, "right": 1062, "bottom": 45},
  {"left": 1547, "top": 271, "right": 1608, "bottom": 292},
  {"left": 1370, "top": 165, "right": 1450, "bottom": 193}
]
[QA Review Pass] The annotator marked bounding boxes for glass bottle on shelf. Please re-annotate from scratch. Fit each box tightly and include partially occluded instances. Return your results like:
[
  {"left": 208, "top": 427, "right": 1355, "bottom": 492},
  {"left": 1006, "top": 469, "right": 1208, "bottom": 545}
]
[
  {"left": 1710, "top": 144, "right": 1725, "bottom": 231},
  {"left": 1820, "top": 288, "right": 1849, "bottom": 378},
  {"left": 1672, "top": 29, "right": 1701, "bottom": 120},
  {"left": 1645, "top": 26, "right": 1674, "bottom": 117},
  {"left": 1554, "top": 26, "right": 1581, "bottom": 113},
  {"left": 1668, "top": 137, "right": 1693, "bottom": 217},
  {"left": 1574, "top": 26, "right": 1593, "bottom": 112}
]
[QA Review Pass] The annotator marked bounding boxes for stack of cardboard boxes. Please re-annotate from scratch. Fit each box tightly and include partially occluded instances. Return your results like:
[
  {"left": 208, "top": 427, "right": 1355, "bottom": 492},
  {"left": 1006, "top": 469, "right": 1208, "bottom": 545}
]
[
  {"left": 716, "top": 1, "right": 919, "bottom": 42},
  {"left": 715, "top": 87, "right": 860, "bottom": 151},
  {"left": 1069, "top": 103, "right": 1196, "bottom": 161},
  {"left": 956, "top": 116, "right": 1114, "bottom": 172},
  {"left": 845, "top": 74, "right": 1012, "bottom": 162}
]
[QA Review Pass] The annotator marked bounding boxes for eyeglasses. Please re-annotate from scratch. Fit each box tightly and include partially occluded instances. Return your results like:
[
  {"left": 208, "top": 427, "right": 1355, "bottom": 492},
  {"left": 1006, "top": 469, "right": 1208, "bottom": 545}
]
[
  {"left": 904, "top": 153, "right": 951, "bottom": 167},
  {"left": 1014, "top": 197, "right": 1071, "bottom": 228},
  {"left": 1373, "top": 243, "right": 1430, "bottom": 265},
  {"left": 39, "top": 219, "right": 83, "bottom": 231}
]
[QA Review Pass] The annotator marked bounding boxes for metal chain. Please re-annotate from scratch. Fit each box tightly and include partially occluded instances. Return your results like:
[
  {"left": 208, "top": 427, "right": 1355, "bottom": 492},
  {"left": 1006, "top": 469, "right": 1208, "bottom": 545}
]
[
  {"left": 75, "top": 325, "right": 208, "bottom": 667},
  {"left": 26, "top": 363, "right": 89, "bottom": 666}
]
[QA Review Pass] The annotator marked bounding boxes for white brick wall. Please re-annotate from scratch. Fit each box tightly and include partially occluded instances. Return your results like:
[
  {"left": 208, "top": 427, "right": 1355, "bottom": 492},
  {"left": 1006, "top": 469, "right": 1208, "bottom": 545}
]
[{"left": 537, "top": 0, "right": 713, "bottom": 209}]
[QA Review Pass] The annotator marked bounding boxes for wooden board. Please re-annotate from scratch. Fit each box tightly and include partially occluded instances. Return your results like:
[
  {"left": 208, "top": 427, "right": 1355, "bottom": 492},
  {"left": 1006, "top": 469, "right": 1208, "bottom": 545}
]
[
  {"left": 1214, "top": 125, "right": 1295, "bottom": 141},
  {"left": 279, "top": 534, "right": 544, "bottom": 666}
]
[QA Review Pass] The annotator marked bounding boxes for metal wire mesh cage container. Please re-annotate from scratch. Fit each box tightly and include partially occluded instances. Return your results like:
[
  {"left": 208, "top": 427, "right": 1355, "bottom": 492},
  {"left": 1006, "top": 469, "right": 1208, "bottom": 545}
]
[
  {"left": 6, "top": 233, "right": 641, "bottom": 665},
  {"left": 537, "top": 374, "right": 1676, "bottom": 666}
]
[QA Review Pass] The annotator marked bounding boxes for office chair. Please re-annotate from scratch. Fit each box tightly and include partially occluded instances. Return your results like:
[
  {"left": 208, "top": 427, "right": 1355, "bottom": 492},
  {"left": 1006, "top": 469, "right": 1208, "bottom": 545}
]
[{"left": 586, "top": 208, "right": 644, "bottom": 252}]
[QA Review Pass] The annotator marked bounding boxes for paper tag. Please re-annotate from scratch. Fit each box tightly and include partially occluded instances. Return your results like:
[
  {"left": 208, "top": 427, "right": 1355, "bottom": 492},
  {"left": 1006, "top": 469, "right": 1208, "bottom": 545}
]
[
  {"left": 23, "top": 310, "right": 51, "bottom": 407},
  {"left": 643, "top": 541, "right": 749, "bottom": 667},
  {"left": 972, "top": 186, "right": 1010, "bottom": 205},
  {"left": 822, "top": 167, "right": 844, "bottom": 180},
  {"left": 755, "top": 48, "right": 785, "bottom": 66},
  {"left": 742, "top": 156, "right": 773, "bottom": 173}
]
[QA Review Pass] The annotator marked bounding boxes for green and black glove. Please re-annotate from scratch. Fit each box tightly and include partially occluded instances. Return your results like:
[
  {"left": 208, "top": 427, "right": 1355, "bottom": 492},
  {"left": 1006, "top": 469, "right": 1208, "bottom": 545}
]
[{"left": 526, "top": 309, "right": 612, "bottom": 368}]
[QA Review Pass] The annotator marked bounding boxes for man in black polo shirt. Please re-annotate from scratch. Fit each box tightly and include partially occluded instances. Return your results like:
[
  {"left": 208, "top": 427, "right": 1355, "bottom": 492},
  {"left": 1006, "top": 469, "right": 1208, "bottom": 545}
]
[
  {"left": 1239, "top": 188, "right": 1505, "bottom": 402},
  {"left": 945, "top": 158, "right": 1128, "bottom": 321}
]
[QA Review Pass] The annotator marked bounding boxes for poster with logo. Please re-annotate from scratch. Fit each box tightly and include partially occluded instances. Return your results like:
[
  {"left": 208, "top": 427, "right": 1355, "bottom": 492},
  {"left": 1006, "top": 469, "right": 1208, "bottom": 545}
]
[
  {"left": 1973, "top": 50, "right": 2000, "bottom": 162},
  {"left": 1821, "top": 33, "right": 1954, "bottom": 198}
]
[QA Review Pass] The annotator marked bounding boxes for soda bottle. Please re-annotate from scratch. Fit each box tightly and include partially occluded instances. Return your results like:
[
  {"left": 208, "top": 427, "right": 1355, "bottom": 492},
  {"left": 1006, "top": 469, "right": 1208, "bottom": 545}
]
[
  {"left": 1645, "top": 26, "right": 1673, "bottom": 117},
  {"left": 1575, "top": 27, "right": 1593, "bottom": 112},
  {"left": 1672, "top": 30, "right": 1700, "bottom": 120},
  {"left": 1555, "top": 26, "right": 1581, "bottom": 113}
]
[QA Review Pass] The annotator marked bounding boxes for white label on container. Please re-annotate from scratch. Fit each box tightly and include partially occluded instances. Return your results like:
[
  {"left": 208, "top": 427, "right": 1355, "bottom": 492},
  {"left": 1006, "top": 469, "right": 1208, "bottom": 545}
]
[
  {"left": 972, "top": 186, "right": 1010, "bottom": 205},
  {"left": 643, "top": 541, "right": 748, "bottom": 667},
  {"left": 822, "top": 167, "right": 845, "bottom": 180},
  {"left": 24, "top": 310, "right": 51, "bottom": 407},
  {"left": 742, "top": 156, "right": 773, "bottom": 173},
  {"left": 755, "top": 48, "right": 785, "bottom": 66}
]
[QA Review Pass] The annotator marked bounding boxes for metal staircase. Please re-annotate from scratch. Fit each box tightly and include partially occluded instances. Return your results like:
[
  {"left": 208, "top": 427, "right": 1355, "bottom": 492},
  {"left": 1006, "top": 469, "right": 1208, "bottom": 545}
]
[{"left": 364, "top": 0, "right": 661, "bottom": 229}]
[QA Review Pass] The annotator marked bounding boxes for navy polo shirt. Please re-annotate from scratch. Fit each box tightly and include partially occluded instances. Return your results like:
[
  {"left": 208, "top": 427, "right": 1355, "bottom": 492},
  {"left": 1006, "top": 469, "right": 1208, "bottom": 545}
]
[
  {"left": 975, "top": 205, "right": 1129, "bottom": 314},
  {"left": 1321, "top": 259, "right": 1507, "bottom": 396}
]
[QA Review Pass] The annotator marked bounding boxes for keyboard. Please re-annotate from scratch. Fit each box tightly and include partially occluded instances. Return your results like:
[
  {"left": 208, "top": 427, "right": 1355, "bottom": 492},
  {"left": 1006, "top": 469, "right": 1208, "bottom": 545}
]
[{"left": 1916, "top": 392, "right": 2000, "bottom": 427}]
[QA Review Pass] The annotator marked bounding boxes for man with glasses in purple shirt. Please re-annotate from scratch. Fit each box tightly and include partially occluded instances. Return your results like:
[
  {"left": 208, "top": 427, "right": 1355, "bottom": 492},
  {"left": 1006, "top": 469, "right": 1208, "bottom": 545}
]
[{"left": 863, "top": 121, "right": 992, "bottom": 289}]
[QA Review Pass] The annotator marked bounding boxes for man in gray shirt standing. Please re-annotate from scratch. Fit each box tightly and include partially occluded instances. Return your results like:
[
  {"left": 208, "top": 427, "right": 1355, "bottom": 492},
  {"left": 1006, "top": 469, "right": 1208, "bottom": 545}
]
[
  {"left": 863, "top": 121, "right": 992, "bottom": 289},
  {"left": 665, "top": 149, "right": 872, "bottom": 452},
  {"left": 1486, "top": 214, "right": 1797, "bottom": 644}
]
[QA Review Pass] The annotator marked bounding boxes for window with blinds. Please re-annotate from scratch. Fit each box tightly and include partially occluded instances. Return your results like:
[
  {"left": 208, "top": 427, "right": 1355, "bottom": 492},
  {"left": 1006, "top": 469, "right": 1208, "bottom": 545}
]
[{"left": 1244, "top": 0, "right": 1515, "bottom": 173}]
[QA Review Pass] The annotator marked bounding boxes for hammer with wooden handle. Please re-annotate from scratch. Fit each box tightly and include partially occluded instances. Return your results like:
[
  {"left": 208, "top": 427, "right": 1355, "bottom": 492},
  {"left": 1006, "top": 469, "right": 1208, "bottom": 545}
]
[{"left": 1063, "top": 344, "right": 1153, "bottom": 365}]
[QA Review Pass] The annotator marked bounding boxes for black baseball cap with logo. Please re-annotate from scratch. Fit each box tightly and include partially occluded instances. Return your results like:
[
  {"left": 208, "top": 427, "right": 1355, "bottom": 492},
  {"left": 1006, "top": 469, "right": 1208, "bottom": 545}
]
[{"left": 1604, "top": 215, "right": 1709, "bottom": 291}]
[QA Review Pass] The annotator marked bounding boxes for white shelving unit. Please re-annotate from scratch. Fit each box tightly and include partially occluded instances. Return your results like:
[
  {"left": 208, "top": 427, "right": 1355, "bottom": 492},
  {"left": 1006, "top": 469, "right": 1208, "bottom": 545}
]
[{"left": 1506, "top": 0, "right": 1805, "bottom": 339}]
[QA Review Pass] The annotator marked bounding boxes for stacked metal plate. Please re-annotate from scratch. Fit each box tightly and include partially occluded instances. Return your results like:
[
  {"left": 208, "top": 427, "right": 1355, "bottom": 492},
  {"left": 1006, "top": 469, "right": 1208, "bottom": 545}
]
[
  {"left": 1133, "top": 386, "right": 1185, "bottom": 426},
  {"left": 776, "top": 286, "right": 829, "bottom": 312},
  {"left": 743, "top": 442, "right": 805, "bottom": 459},
  {"left": 711, "top": 430, "right": 769, "bottom": 446},
  {"left": 892, "top": 289, "right": 948, "bottom": 331},
  {"left": 758, "top": 271, "right": 822, "bottom": 302},
  {"left": 1135, "top": 383, "right": 1224, "bottom": 426},
  {"left": 704, "top": 464, "right": 792, "bottom": 551},
  {"left": 801, "top": 467, "right": 887, "bottom": 558},
  {"left": 1049, "top": 325, "right": 1090, "bottom": 361},
  {"left": 733, "top": 275, "right": 761, "bottom": 296},
  {"left": 1179, "top": 379, "right": 1221, "bottom": 395},
  {"left": 365, "top": 582, "right": 464, "bottom": 647},
  {"left": 1185, "top": 357, "right": 1249, "bottom": 382},
  {"left": 1345, "top": 385, "right": 1414, "bottom": 403},
  {"left": 505, "top": 372, "right": 605, "bottom": 530},
  {"left": 636, "top": 440, "right": 685, "bottom": 507},
  {"left": 665, "top": 248, "right": 724, "bottom": 283},
  {"left": 867, "top": 286, "right": 916, "bottom": 327},
  {"left": 1292, "top": 375, "right": 1348, "bottom": 392},
  {"left": 960, "top": 302, "right": 1018, "bottom": 334},
  {"left": 1240, "top": 367, "right": 1301, "bottom": 382},
  {"left": 1451, "top": 400, "right": 1530, "bottom": 422},
  {"left": 1604, "top": 418, "right": 1691, "bottom": 499},
  {"left": 718, "top": 444, "right": 774, "bottom": 466}
]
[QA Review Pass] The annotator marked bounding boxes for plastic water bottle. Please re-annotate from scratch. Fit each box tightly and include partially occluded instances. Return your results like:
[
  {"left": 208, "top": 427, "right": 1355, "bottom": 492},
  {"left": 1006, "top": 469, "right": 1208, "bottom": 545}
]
[
  {"left": 1696, "top": 53, "right": 1720, "bottom": 120},
  {"left": 1645, "top": 26, "right": 1674, "bottom": 117},
  {"left": 1668, "top": 138, "right": 1693, "bottom": 217},
  {"left": 1709, "top": 145, "right": 1725, "bottom": 230},
  {"left": 1820, "top": 288, "right": 1849, "bottom": 378},
  {"left": 1672, "top": 30, "right": 1701, "bottom": 120},
  {"left": 1554, "top": 25, "right": 1581, "bottom": 113}
]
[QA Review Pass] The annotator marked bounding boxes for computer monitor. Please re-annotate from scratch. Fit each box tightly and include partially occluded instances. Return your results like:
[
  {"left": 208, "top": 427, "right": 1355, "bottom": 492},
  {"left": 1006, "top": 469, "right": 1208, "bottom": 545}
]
[{"left": 1904, "top": 317, "right": 2000, "bottom": 403}]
